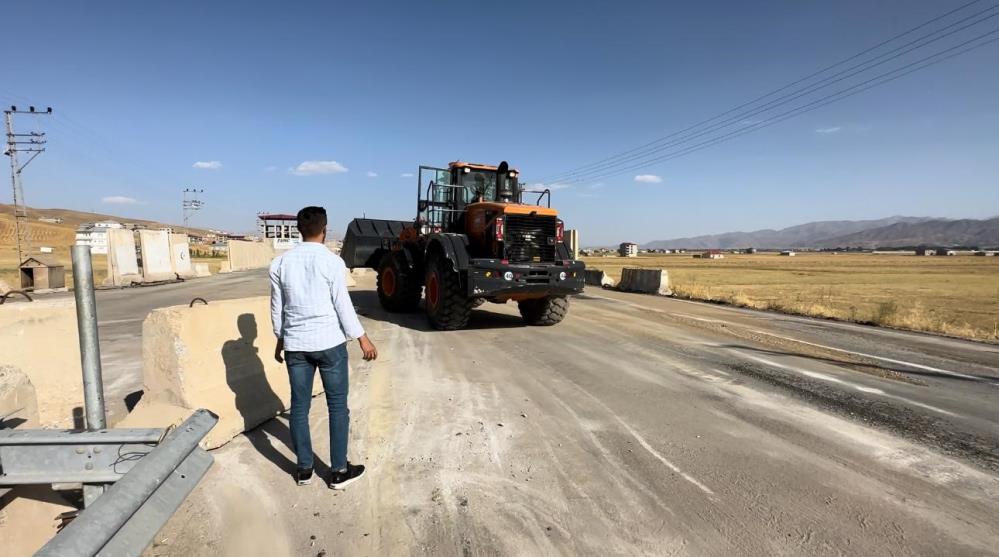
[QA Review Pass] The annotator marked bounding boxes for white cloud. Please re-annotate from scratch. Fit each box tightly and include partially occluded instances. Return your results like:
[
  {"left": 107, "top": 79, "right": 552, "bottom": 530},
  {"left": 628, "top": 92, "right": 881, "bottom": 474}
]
[
  {"left": 102, "top": 196, "right": 140, "bottom": 205},
  {"left": 193, "top": 161, "right": 222, "bottom": 170},
  {"left": 814, "top": 126, "right": 841, "bottom": 134},
  {"left": 400, "top": 173, "right": 414, "bottom": 178},
  {"left": 264, "top": 165, "right": 277, "bottom": 172},
  {"left": 634, "top": 174, "right": 663, "bottom": 184},
  {"left": 366, "top": 171, "right": 378, "bottom": 178},
  {"left": 290, "top": 160, "right": 349, "bottom": 176}
]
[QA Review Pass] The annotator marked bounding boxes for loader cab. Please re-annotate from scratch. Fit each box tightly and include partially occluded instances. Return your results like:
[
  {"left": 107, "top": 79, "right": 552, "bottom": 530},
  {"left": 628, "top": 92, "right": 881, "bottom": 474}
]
[
  {"left": 451, "top": 162, "right": 520, "bottom": 206},
  {"left": 416, "top": 161, "right": 520, "bottom": 232}
]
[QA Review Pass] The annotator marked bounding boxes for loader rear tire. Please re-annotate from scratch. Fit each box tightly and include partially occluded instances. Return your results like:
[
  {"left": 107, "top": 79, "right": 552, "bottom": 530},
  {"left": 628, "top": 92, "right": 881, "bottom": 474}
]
[
  {"left": 424, "top": 255, "right": 471, "bottom": 330},
  {"left": 518, "top": 296, "right": 569, "bottom": 326},
  {"left": 377, "top": 252, "right": 421, "bottom": 312}
]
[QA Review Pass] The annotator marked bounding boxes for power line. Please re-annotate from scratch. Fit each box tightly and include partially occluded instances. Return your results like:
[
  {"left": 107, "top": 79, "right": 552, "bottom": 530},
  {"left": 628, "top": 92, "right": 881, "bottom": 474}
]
[
  {"left": 535, "top": 1, "right": 995, "bottom": 183},
  {"left": 559, "top": 28, "right": 999, "bottom": 184},
  {"left": 544, "top": 6, "right": 999, "bottom": 183}
]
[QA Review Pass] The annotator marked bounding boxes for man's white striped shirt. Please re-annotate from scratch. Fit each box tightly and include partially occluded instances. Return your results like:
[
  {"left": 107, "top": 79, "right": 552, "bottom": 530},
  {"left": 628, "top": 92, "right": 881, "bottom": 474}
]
[{"left": 269, "top": 242, "right": 365, "bottom": 352}]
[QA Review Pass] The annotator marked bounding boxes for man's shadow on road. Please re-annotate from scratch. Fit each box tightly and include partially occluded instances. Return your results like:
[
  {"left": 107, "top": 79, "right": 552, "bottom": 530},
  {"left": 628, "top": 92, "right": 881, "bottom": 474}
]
[{"left": 221, "top": 313, "right": 331, "bottom": 479}]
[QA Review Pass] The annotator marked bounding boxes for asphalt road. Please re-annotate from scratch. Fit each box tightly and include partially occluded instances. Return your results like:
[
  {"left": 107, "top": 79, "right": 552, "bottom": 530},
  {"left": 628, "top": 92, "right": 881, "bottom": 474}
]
[{"left": 80, "top": 270, "right": 998, "bottom": 556}]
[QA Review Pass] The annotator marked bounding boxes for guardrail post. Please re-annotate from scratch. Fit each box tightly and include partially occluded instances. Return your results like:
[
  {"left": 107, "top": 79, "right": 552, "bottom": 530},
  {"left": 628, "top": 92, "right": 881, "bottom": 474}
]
[
  {"left": 71, "top": 245, "right": 106, "bottom": 431},
  {"left": 72, "top": 245, "right": 109, "bottom": 505}
]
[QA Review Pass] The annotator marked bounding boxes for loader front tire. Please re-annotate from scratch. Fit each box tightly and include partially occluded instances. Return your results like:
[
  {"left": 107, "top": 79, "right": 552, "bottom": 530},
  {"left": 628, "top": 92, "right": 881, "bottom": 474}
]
[
  {"left": 424, "top": 255, "right": 471, "bottom": 330},
  {"left": 518, "top": 296, "right": 569, "bottom": 326}
]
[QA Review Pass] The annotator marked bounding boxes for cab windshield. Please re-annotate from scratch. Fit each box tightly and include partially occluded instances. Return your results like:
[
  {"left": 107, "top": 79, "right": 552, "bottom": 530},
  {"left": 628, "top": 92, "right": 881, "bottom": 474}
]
[{"left": 461, "top": 170, "right": 497, "bottom": 203}]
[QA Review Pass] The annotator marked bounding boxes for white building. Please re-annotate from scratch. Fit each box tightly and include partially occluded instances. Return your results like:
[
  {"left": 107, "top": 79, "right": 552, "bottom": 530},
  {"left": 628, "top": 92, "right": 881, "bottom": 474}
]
[
  {"left": 619, "top": 242, "right": 638, "bottom": 257},
  {"left": 258, "top": 213, "right": 302, "bottom": 251},
  {"left": 74, "top": 220, "right": 123, "bottom": 255}
]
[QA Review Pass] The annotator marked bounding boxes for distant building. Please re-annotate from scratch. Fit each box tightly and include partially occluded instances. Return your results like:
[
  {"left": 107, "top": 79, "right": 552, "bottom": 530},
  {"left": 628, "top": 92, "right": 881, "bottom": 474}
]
[
  {"left": 780, "top": 250, "right": 796, "bottom": 256},
  {"left": 915, "top": 247, "right": 934, "bottom": 256},
  {"left": 619, "top": 242, "right": 638, "bottom": 257},
  {"left": 974, "top": 250, "right": 996, "bottom": 256},
  {"left": 746, "top": 247, "right": 758, "bottom": 254},
  {"left": 258, "top": 213, "right": 302, "bottom": 251},
  {"left": 936, "top": 248, "right": 957, "bottom": 256},
  {"left": 37, "top": 217, "right": 63, "bottom": 224},
  {"left": 699, "top": 249, "right": 724, "bottom": 259},
  {"left": 74, "top": 220, "right": 123, "bottom": 254}
]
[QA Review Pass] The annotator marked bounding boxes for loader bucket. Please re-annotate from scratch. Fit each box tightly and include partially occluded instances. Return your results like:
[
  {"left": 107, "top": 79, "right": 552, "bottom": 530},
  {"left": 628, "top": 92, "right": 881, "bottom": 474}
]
[{"left": 341, "top": 218, "right": 412, "bottom": 269}]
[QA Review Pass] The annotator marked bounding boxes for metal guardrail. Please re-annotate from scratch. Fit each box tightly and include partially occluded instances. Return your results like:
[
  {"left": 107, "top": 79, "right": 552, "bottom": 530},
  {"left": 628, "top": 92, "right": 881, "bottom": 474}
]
[
  {"left": 35, "top": 410, "right": 218, "bottom": 557},
  {"left": 0, "top": 246, "right": 219, "bottom": 556}
]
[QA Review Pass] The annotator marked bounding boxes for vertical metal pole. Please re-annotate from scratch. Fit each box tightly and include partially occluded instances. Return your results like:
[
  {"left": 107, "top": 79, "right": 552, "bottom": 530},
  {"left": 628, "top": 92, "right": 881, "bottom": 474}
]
[
  {"left": 71, "top": 245, "right": 106, "bottom": 431},
  {"left": 5, "top": 111, "right": 25, "bottom": 264}
]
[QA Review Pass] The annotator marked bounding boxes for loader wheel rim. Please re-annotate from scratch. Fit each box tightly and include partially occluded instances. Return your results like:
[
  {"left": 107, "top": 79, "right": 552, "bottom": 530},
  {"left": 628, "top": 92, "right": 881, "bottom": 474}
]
[
  {"left": 382, "top": 267, "right": 397, "bottom": 297},
  {"left": 427, "top": 273, "right": 440, "bottom": 309}
]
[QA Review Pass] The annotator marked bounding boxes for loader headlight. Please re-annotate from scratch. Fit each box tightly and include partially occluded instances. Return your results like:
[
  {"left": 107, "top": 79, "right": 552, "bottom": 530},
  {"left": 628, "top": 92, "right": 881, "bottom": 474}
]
[
  {"left": 503, "top": 271, "right": 514, "bottom": 281},
  {"left": 559, "top": 271, "right": 567, "bottom": 281}
]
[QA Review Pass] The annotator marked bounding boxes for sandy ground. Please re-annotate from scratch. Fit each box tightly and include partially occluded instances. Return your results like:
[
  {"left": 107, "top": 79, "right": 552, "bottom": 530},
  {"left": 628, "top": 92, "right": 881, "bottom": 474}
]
[{"left": 135, "top": 273, "right": 998, "bottom": 557}]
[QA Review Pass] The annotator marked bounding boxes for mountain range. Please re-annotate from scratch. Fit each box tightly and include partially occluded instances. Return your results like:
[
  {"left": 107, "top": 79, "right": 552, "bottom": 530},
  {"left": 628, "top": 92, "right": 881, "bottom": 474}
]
[{"left": 644, "top": 216, "right": 999, "bottom": 250}]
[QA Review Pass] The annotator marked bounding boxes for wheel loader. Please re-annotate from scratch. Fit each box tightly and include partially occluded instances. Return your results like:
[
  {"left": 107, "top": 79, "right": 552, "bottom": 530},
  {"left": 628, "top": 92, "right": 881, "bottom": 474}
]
[{"left": 341, "top": 161, "right": 585, "bottom": 330}]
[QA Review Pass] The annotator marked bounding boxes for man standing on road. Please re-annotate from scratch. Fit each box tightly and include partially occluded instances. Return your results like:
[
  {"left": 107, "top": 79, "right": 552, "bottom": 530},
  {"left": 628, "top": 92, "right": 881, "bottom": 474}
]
[{"left": 269, "top": 206, "right": 378, "bottom": 489}]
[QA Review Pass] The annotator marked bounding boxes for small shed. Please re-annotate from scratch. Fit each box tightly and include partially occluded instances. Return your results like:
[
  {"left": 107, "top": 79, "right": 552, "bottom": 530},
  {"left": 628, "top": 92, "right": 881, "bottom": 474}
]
[{"left": 19, "top": 255, "right": 66, "bottom": 291}]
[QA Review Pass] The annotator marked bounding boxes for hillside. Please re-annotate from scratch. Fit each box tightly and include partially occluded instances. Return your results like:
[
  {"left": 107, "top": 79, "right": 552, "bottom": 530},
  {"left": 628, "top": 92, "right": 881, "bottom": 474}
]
[
  {"left": 816, "top": 217, "right": 999, "bottom": 248},
  {"left": 642, "top": 216, "right": 999, "bottom": 250},
  {"left": 0, "top": 203, "right": 211, "bottom": 257}
]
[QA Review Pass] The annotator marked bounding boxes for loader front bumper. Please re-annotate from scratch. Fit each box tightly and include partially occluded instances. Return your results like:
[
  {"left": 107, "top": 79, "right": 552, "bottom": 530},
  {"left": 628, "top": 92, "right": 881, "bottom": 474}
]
[{"left": 464, "top": 259, "right": 585, "bottom": 299}]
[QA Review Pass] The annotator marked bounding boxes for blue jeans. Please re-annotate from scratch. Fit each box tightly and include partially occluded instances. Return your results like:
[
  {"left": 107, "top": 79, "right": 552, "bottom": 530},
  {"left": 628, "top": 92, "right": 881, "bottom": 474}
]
[{"left": 284, "top": 343, "right": 350, "bottom": 471}]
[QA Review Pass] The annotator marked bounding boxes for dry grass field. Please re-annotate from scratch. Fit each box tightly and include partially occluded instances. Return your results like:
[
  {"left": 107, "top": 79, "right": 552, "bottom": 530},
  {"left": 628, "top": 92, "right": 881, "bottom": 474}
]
[{"left": 583, "top": 252, "right": 999, "bottom": 342}]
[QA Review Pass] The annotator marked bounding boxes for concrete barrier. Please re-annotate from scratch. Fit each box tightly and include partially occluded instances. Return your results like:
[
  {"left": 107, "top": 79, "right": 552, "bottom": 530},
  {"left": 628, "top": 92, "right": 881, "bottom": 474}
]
[
  {"left": 0, "top": 299, "right": 83, "bottom": 427},
  {"left": 138, "top": 229, "right": 174, "bottom": 282},
  {"left": 227, "top": 240, "right": 276, "bottom": 272},
  {"left": 192, "top": 262, "right": 211, "bottom": 277},
  {"left": 584, "top": 268, "right": 615, "bottom": 288},
  {"left": 0, "top": 279, "right": 11, "bottom": 295},
  {"left": 105, "top": 228, "right": 141, "bottom": 286},
  {"left": 218, "top": 260, "right": 232, "bottom": 274},
  {"left": 344, "top": 268, "right": 357, "bottom": 287},
  {"left": 169, "top": 233, "right": 194, "bottom": 278},
  {"left": 0, "top": 365, "right": 38, "bottom": 429},
  {"left": 567, "top": 229, "right": 580, "bottom": 260},
  {"left": 122, "top": 296, "right": 322, "bottom": 449},
  {"left": 618, "top": 268, "right": 671, "bottom": 296}
]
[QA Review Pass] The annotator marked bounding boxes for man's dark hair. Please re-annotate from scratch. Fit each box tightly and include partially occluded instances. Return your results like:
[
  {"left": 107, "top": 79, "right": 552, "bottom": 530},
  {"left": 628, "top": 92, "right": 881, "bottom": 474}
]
[{"left": 297, "top": 206, "right": 327, "bottom": 238}]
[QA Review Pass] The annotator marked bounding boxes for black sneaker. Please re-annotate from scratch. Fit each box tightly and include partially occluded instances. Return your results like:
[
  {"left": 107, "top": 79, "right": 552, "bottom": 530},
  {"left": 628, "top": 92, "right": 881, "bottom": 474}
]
[
  {"left": 295, "top": 468, "right": 314, "bottom": 486},
  {"left": 328, "top": 463, "right": 365, "bottom": 490}
]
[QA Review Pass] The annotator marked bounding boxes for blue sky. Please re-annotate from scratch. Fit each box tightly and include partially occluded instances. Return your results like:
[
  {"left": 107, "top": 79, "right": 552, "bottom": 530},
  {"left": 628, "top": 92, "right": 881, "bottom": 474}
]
[{"left": 3, "top": 0, "right": 997, "bottom": 245}]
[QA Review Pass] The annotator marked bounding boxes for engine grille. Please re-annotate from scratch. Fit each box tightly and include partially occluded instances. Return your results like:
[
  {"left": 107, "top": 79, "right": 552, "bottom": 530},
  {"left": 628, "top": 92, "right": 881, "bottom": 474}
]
[{"left": 504, "top": 214, "right": 557, "bottom": 262}]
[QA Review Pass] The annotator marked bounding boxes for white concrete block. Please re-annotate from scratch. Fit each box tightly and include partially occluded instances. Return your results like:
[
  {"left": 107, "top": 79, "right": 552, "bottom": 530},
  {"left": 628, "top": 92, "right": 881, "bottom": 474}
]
[
  {"left": 106, "top": 228, "right": 141, "bottom": 286},
  {"left": 135, "top": 297, "right": 323, "bottom": 449},
  {"left": 138, "top": 230, "right": 174, "bottom": 282},
  {"left": 618, "top": 268, "right": 671, "bottom": 296},
  {"left": 170, "top": 234, "right": 194, "bottom": 277}
]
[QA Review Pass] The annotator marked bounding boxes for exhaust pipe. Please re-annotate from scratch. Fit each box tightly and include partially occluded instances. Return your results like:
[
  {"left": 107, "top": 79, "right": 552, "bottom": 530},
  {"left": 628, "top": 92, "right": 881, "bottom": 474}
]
[{"left": 496, "top": 161, "right": 513, "bottom": 203}]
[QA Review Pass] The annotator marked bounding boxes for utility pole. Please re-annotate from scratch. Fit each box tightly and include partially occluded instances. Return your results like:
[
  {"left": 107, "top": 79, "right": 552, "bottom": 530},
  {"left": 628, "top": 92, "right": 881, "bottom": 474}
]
[
  {"left": 182, "top": 188, "right": 204, "bottom": 233},
  {"left": 4, "top": 105, "right": 52, "bottom": 264}
]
